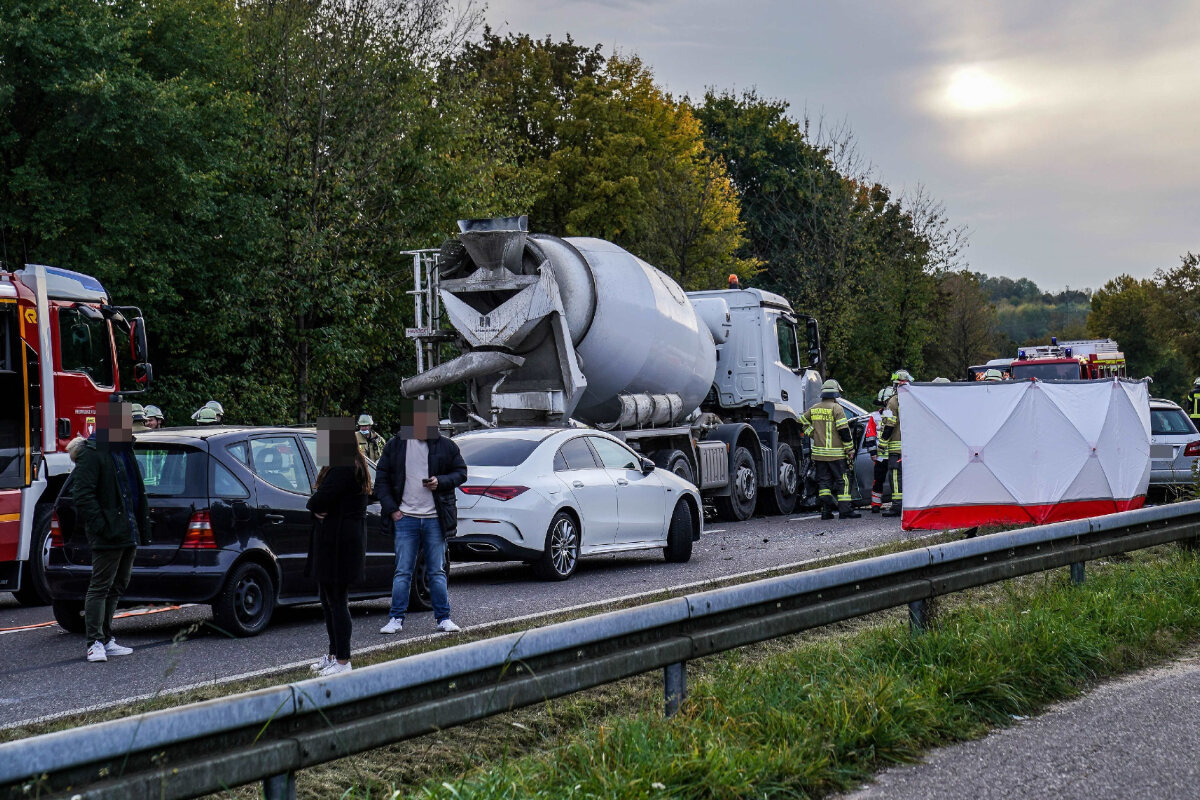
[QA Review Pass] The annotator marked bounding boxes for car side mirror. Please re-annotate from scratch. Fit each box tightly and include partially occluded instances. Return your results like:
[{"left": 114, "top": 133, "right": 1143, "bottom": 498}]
[{"left": 640, "top": 457, "right": 655, "bottom": 474}]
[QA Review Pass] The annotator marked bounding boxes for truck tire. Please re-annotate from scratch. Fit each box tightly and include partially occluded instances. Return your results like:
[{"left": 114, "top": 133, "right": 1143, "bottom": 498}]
[
  {"left": 715, "top": 446, "right": 757, "bottom": 522},
  {"left": 14, "top": 504, "right": 54, "bottom": 607},
  {"left": 534, "top": 511, "right": 580, "bottom": 581},
  {"left": 210, "top": 561, "right": 276, "bottom": 637},
  {"left": 53, "top": 599, "right": 85, "bottom": 634},
  {"left": 758, "top": 442, "right": 799, "bottom": 516},
  {"left": 651, "top": 449, "right": 694, "bottom": 485},
  {"left": 663, "top": 500, "right": 693, "bottom": 563}
]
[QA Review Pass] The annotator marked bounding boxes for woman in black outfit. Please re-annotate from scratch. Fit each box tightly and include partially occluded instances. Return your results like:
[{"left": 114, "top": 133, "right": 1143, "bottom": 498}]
[{"left": 306, "top": 433, "right": 370, "bottom": 676}]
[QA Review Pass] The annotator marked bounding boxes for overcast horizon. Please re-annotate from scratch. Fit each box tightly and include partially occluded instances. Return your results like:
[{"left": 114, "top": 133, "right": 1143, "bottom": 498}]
[{"left": 484, "top": 0, "right": 1200, "bottom": 293}]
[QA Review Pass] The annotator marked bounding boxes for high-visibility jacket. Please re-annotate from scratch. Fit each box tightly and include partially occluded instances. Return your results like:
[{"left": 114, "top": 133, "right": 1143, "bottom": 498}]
[
  {"left": 1190, "top": 389, "right": 1200, "bottom": 420},
  {"left": 356, "top": 430, "right": 385, "bottom": 462},
  {"left": 800, "top": 399, "right": 853, "bottom": 462},
  {"left": 880, "top": 394, "right": 901, "bottom": 453}
]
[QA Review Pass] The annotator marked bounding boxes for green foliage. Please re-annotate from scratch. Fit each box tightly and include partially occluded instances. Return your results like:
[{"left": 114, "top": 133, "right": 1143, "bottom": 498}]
[
  {"left": 1088, "top": 256, "right": 1199, "bottom": 400},
  {"left": 922, "top": 271, "right": 1003, "bottom": 379},
  {"left": 410, "top": 549, "right": 1200, "bottom": 799},
  {"left": 978, "top": 274, "right": 1092, "bottom": 348}
]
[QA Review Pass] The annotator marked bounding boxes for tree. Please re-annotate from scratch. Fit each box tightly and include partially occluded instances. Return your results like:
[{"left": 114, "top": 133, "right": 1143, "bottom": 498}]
[{"left": 922, "top": 271, "right": 1000, "bottom": 379}]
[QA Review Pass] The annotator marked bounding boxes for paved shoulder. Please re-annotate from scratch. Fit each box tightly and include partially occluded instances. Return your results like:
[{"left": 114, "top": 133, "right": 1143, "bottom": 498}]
[{"left": 844, "top": 649, "right": 1200, "bottom": 800}]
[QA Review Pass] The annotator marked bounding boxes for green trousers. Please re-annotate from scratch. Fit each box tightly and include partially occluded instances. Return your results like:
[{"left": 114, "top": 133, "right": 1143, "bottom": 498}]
[{"left": 85, "top": 546, "right": 135, "bottom": 645}]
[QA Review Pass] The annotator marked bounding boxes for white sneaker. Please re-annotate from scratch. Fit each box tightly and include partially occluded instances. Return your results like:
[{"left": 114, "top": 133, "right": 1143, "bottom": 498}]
[
  {"left": 309, "top": 654, "right": 335, "bottom": 673},
  {"left": 104, "top": 638, "right": 133, "bottom": 656},
  {"left": 86, "top": 641, "right": 107, "bottom": 662},
  {"left": 318, "top": 660, "right": 352, "bottom": 677},
  {"left": 435, "top": 618, "right": 461, "bottom": 633},
  {"left": 379, "top": 617, "right": 403, "bottom": 634}
]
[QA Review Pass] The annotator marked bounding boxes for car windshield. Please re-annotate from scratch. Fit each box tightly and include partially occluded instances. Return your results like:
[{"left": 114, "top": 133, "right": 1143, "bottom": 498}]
[
  {"left": 1151, "top": 409, "right": 1196, "bottom": 436},
  {"left": 456, "top": 436, "right": 541, "bottom": 467},
  {"left": 134, "top": 444, "right": 206, "bottom": 496},
  {"left": 1011, "top": 362, "right": 1080, "bottom": 381}
]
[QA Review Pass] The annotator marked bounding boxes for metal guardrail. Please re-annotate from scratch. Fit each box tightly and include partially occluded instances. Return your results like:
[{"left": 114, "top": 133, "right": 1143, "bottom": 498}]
[{"left": 5, "top": 500, "right": 1200, "bottom": 800}]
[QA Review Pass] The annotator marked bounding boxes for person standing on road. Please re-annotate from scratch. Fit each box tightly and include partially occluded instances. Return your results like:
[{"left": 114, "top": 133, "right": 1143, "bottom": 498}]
[
  {"left": 355, "top": 414, "right": 385, "bottom": 462},
  {"left": 881, "top": 370, "right": 912, "bottom": 518},
  {"left": 799, "top": 379, "right": 861, "bottom": 521},
  {"left": 870, "top": 386, "right": 894, "bottom": 513},
  {"left": 305, "top": 417, "right": 370, "bottom": 677},
  {"left": 1188, "top": 379, "right": 1200, "bottom": 422},
  {"left": 375, "top": 398, "right": 467, "bottom": 635},
  {"left": 69, "top": 399, "right": 150, "bottom": 663}
]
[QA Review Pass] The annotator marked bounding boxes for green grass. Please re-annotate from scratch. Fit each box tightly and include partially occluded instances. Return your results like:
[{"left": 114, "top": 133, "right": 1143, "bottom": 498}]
[{"left": 323, "top": 547, "right": 1200, "bottom": 800}]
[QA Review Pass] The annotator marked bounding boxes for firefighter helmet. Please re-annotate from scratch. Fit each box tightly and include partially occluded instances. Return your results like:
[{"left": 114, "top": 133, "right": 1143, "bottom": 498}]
[
  {"left": 1193, "top": 377, "right": 1200, "bottom": 387},
  {"left": 983, "top": 369, "right": 1004, "bottom": 382},
  {"left": 143, "top": 405, "right": 164, "bottom": 420},
  {"left": 891, "top": 369, "right": 914, "bottom": 384},
  {"left": 821, "top": 378, "right": 843, "bottom": 397},
  {"left": 357, "top": 414, "right": 374, "bottom": 427},
  {"left": 931, "top": 377, "right": 951, "bottom": 384},
  {"left": 875, "top": 387, "right": 890, "bottom": 406},
  {"left": 195, "top": 407, "right": 219, "bottom": 425},
  {"left": 130, "top": 403, "right": 146, "bottom": 422}
]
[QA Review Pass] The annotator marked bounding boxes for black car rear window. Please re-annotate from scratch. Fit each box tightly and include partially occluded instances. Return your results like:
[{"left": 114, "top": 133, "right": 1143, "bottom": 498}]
[
  {"left": 1151, "top": 409, "right": 1196, "bottom": 436},
  {"left": 456, "top": 437, "right": 541, "bottom": 467},
  {"left": 134, "top": 445, "right": 206, "bottom": 497}
]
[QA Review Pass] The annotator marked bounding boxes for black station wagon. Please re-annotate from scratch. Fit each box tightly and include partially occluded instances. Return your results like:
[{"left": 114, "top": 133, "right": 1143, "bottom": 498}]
[{"left": 45, "top": 427, "right": 434, "bottom": 636}]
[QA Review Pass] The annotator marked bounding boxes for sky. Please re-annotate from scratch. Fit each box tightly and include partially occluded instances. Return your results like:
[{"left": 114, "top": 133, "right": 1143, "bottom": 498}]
[{"left": 482, "top": 0, "right": 1200, "bottom": 291}]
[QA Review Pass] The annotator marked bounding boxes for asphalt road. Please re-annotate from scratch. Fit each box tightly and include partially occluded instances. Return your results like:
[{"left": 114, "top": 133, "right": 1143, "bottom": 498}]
[
  {"left": 1, "top": 511, "right": 907, "bottom": 728},
  {"left": 844, "top": 647, "right": 1200, "bottom": 800}
]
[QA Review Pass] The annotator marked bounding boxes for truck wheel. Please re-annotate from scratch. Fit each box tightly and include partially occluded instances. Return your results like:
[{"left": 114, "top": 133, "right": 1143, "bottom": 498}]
[
  {"left": 534, "top": 511, "right": 579, "bottom": 581},
  {"left": 14, "top": 505, "right": 54, "bottom": 607},
  {"left": 210, "top": 561, "right": 276, "bottom": 637},
  {"left": 652, "top": 449, "right": 694, "bottom": 485},
  {"left": 758, "top": 443, "right": 799, "bottom": 516},
  {"left": 663, "top": 500, "right": 693, "bottom": 563},
  {"left": 715, "top": 446, "right": 757, "bottom": 522},
  {"left": 52, "top": 599, "right": 85, "bottom": 634}
]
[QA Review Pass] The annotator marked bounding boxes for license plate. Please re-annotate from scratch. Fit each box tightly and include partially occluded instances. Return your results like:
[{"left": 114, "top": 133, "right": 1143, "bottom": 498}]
[{"left": 1151, "top": 444, "right": 1176, "bottom": 459}]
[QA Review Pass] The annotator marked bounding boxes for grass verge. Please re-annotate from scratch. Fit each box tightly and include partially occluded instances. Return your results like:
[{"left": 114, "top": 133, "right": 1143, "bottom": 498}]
[{"left": 317, "top": 545, "right": 1200, "bottom": 799}]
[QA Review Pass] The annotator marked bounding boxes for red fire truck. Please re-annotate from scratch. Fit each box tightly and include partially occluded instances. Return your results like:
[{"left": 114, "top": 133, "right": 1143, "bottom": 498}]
[
  {"left": 1, "top": 264, "right": 151, "bottom": 605},
  {"left": 1010, "top": 338, "right": 1126, "bottom": 382}
]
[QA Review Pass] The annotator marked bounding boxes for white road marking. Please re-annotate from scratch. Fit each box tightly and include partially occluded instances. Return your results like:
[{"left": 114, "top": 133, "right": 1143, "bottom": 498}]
[
  {"left": 705, "top": 528, "right": 726, "bottom": 533},
  {"left": 789, "top": 515, "right": 821, "bottom": 521},
  {"left": 3, "top": 529, "right": 945, "bottom": 731}
]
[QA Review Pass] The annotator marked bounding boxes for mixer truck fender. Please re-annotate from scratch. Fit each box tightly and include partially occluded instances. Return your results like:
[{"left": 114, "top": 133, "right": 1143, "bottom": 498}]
[{"left": 705, "top": 422, "right": 763, "bottom": 494}]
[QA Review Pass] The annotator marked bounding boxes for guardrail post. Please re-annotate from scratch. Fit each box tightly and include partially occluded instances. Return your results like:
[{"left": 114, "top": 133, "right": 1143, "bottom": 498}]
[
  {"left": 908, "top": 599, "right": 929, "bottom": 634},
  {"left": 664, "top": 661, "right": 687, "bottom": 718},
  {"left": 263, "top": 771, "right": 296, "bottom": 800},
  {"left": 1070, "top": 561, "right": 1085, "bottom": 585}
]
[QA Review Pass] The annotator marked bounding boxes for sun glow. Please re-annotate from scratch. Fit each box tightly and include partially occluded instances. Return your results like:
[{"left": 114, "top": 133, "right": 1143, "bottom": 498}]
[{"left": 944, "top": 66, "right": 1021, "bottom": 114}]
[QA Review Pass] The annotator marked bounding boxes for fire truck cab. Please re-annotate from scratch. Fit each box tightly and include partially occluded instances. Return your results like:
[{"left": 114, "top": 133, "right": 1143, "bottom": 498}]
[
  {"left": 1, "top": 264, "right": 151, "bottom": 605},
  {"left": 1010, "top": 338, "right": 1126, "bottom": 382}
]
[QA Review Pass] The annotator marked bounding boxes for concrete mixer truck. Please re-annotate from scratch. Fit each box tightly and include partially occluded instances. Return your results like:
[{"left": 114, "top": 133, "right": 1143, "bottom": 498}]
[{"left": 401, "top": 216, "right": 828, "bottom": 520}]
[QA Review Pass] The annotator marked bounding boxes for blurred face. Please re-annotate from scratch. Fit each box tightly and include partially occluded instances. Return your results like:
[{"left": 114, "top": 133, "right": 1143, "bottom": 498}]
[
  {"left": 316, "top": 417, "right": 358, "bottom": 468},
  {"left": 400, "top": 399, "right": 439, "bottom": 440},
  {"left": 96, "top": 401, "right": 133, "bottom": 443}
]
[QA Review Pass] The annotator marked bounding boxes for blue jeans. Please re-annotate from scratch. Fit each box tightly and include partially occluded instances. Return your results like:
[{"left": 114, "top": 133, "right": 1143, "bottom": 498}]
[{"left": 389, "top": 515, "right": 450, "bottom": 622}]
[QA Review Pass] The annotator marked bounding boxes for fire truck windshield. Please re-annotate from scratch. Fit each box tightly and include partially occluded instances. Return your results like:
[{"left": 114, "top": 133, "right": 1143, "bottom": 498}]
[
  {"left": 0, "top": 305, "right": 24, "bottom": 489},
  {"left": 58, "top": 306, "right": 114, "bottom": 387},
  {"left": 1011, "top": 362, "right": 1081, "bottom": 381}
]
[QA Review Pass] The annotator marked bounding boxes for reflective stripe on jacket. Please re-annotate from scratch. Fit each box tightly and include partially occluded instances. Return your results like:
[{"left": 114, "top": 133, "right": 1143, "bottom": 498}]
[{"left": 800, "top": 400, "right": 852, "bottom": 462}]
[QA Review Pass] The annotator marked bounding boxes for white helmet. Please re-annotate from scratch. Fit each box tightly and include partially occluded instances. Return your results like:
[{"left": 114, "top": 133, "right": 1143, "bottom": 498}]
[{"left": 357, "top": 414, "right": 374, "bottom": 427}]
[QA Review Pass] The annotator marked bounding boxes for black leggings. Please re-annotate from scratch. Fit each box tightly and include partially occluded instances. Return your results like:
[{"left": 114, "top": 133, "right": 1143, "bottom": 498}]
[{"left": 319, "top": 581, "right": 352, "bottom": 661}]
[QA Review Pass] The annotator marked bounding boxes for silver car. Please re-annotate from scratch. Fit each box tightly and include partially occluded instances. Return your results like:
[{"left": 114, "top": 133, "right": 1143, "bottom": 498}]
[{"left": 1149, "top": 398, "right": 1200, "bottom": 494}]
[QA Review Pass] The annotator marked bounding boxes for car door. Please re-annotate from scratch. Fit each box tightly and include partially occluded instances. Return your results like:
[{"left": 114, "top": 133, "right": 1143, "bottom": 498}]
[
  {"left": 586, "top": 436, "right": 669, "bottom": 544},
  {"left": 247, "top": 435, "right": 317, "bottom": 598},
  {"left": 553, "top": 435, "right": 619, "bottom": 547}
]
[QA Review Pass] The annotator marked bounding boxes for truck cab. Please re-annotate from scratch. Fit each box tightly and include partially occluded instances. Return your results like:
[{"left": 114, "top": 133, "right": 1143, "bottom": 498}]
[{"left": 687, "top": 287, "right": 823, "bottom": 417}]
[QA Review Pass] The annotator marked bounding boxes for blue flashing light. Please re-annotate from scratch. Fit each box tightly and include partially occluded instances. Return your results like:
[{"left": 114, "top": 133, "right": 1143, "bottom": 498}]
[
  {"left": 1018, "top": 350, "right": 1026, "bottom": 359},
  {"left": 1051, "top": 336, "right": 1057, "bottom": 345},
  {"left": 1065, "top": 347, "right": 1072, "bottom": 357}
]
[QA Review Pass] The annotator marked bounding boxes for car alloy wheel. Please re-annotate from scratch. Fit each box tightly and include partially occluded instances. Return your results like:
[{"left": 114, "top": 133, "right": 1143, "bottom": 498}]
[{"left": 535, "top": 511, "right": 580, "bottom": 581}]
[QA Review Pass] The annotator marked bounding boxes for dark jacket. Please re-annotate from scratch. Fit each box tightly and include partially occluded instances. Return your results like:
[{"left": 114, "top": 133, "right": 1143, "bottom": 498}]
[
  {"left": 69, "top": 437, "right": 151, "bottom": 550},
  {"left": 374, "top": 434, "right": 467, "bottom": 536},
  {"left": 305, "top": 465, "right": 368, "bottom": 585}
]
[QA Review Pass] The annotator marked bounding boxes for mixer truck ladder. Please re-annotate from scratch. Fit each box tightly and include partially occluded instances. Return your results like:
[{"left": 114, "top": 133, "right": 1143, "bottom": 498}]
[{"left": 402, "top": 249, "right": 455, "bottom": 383}]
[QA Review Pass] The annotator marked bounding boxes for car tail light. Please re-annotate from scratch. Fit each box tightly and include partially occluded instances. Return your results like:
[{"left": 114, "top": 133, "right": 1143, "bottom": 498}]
[
  {"left": 182, "top": 510, "right": 217, "bottom": 549},
  {"left": 49, "top": 513, "right": 63, "bottom": 548},
  {"left": 1185, "top": 441, "right": 1200, "bottom": 457},
  {"left": 459, "top": 485, "right": 530, "bottom": 501}
]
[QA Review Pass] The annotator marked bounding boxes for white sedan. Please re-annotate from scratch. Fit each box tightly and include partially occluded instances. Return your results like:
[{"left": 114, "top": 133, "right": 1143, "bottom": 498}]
[{"left": 450, "top": 428, "right": 702, "bottom": 580}]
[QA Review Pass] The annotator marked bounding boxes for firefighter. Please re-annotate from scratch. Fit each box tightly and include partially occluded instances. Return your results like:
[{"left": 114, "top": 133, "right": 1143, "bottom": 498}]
[
  {"left": 799, "top": 379, "right": 861, "bottom": 520},
  {"left": 871, "top": 386, "right": 894, "bottom": 513},
  {"left": 131, "top": 404, "right": 149, "bottom": 433},
  {"left": 143, "top": 405, "right": 164, "bottom": 429},
  {"left": 881, "top": 370, "right": 912, "bottom": 518},
  {"left": 1189, "top": 378, "right": 1200, "bottom": 422},
  {"left": 355, "top": 414, "right": 385, "bottom": 461},
  {"left": 983, "top": 369, "right": 1004, "bottom": 382},
  {"left": 195, "top": 407, "right": 219, "bottom": 425},
  {"left": 191, "top": 400, "right": 224, "bottom": 424}
]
